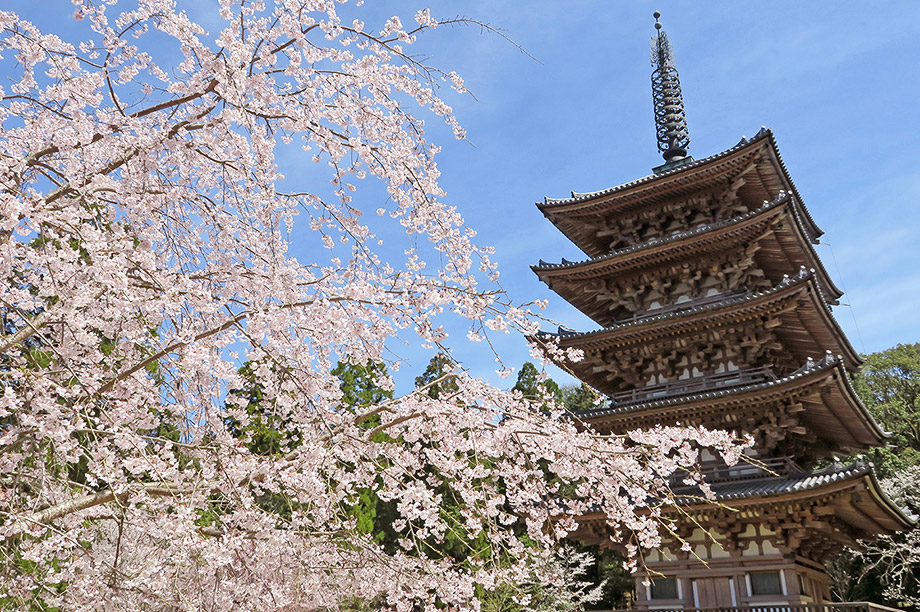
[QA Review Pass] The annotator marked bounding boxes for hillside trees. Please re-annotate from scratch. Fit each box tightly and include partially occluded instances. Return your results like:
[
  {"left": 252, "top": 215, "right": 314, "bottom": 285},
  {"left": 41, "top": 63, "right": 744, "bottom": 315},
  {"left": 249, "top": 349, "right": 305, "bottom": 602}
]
[
  {"left": 861, "top": 466, "right": 920, "bottom": 608},
  {"left": 0, "top": 2, "right": 743, "bottom": 610},
  {"left": 512, "top": 362, "right": 561, "bottom": 408},
  {"left": 414, "top": 352, "right": 460, "bottom": 400},
  {"left": 828, "top": 343, "right": 920, "bottom": 608},
  {"left": 562, "top": 383, "right": 601, "bottom": 414},
  {"left": 852, "top": 343, "right": 920, "bottom": 476}
]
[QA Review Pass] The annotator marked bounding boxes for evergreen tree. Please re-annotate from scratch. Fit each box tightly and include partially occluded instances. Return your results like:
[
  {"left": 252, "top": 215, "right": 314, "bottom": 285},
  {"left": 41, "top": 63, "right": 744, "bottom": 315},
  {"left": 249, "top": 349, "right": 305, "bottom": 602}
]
[
  {"left": 852, "top": 343, "right": 920, "bottom": 476},
  {"left": 829, "top": 343, "right": 920, "bottom": 607},
  {"left": 512, "top": 362, "right": 562, "bottom": 405},
  {"left": 333, "top": 360, "right": 400, "bottom": 547},
  {"left": 333, "top": 359, "right": 393, "bottom": 410},
  {"left": 561, "top": 383, "right": 601, "bottom": 414},
  {"left": 225, "top": 362, "right": 300, "bottom": 457},
  {"left": 415, "top": 353, "right": 460, "bottom": 399}
]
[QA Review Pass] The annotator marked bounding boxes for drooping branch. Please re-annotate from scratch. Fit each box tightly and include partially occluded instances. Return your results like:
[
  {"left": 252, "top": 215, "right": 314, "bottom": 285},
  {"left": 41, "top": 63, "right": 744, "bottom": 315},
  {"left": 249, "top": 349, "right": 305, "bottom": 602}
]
[
  {"left": 2, "top": 483, "right": 197, "bottom": 543},
  {"left": 0, "top": 307, "right": 54, "bottom": 354}
]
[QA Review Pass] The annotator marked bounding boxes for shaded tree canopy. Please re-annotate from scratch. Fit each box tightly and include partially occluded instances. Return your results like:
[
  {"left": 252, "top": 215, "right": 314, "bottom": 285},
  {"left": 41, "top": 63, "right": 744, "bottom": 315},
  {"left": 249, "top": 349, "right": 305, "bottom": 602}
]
[
  {"left": 512, "top": 362, "right": 562, "bottom": 405},
  {"left": 852, "top": 343, "right": 920, "bottom": 476},
  {"left": 334, "top": 359, "right": 394, "bottom": 410},
  {"left": 561, "top": 383, "right": 602, "bottom": 414},
  {"left": 829, "top": 343, "right": 920, "bottom": 609},
  {"left": 414, "top": 353, "right": 460, "bottom": 400}
]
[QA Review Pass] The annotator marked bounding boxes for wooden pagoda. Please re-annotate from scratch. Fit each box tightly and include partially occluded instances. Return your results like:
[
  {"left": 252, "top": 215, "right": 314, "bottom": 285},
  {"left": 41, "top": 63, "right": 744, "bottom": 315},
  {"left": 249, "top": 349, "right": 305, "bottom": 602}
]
[{"left": 531, "top": 14, "right": 914, "bottom": 610}]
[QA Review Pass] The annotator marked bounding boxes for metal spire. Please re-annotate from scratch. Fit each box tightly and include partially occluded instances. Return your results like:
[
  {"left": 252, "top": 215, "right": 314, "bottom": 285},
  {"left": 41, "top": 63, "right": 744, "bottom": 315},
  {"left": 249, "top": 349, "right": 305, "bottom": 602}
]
[{"left": 650, "top": 11, "right": 690, "bottom": 164}]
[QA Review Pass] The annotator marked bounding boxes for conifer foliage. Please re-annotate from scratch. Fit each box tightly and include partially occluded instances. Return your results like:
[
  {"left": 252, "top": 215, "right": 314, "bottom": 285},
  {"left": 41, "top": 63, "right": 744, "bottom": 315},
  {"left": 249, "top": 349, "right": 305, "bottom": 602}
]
[{"left": 828, "top": 343, "right": 920, "bottom": 609}]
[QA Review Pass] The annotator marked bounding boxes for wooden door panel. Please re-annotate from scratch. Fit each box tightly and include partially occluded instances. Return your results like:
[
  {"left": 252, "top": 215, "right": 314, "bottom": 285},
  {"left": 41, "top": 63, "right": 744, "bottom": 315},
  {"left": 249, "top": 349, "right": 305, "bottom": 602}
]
[{"left": 693, "top": 577, "right": 734, "bottom": 608}]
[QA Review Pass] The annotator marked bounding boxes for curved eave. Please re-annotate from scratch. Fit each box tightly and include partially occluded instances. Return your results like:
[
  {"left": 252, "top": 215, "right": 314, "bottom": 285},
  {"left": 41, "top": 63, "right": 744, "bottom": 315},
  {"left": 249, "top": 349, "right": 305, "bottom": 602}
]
[
  {"left": 536, "top": 271, "right": 860, "bottom": 372},
  {"left": 786, "top": 270, "right": 861, "bottom": 370},
  {"left": 533, "top": 194, "right": 843, "bottom": 307},
  {"left": 572, "top": 357, "right": 886, "bottom": 451},
  {"left": 760, "top": 129, "right": 823, "bottom": 241},
  {"left": 834, "top": 362, "right": 889, "bottom": 444},
  {"left": 533, "top": 195, "right": 788, "bottom": 279},
  {"left": 862, "top": 468, "right": 919, "bottom": 531},
  {"left": 775, "top": 189, "right": 843, "bottom": 302},
  {"left": 537, "top": 128, "right": 824, "bottom": 252},
  {"left": 575, "top": 354, "right": 842, "bottom": 418},
  {"left": 691, "top": 466, "right": 915, "bottom": 535},
  {"left": 576, "top": 464, "right": 914, "bottom": 537}
]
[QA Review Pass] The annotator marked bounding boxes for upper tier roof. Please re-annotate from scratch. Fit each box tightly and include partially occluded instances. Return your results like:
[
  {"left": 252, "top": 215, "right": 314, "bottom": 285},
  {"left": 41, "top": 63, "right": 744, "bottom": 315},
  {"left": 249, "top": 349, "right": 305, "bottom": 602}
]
[
  {"left": 537, "top": 128, "right": 823, "bottom": 259},
  {"left": 533, "top": 192, "right": 844, "bottom": 315}
]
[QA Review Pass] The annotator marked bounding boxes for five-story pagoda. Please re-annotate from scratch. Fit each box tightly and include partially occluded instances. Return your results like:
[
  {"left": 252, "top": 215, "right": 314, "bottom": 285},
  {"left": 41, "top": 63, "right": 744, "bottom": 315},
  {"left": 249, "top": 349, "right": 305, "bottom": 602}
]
[{"left": 532, "top": 13, "right": 913, "bottom": 609}]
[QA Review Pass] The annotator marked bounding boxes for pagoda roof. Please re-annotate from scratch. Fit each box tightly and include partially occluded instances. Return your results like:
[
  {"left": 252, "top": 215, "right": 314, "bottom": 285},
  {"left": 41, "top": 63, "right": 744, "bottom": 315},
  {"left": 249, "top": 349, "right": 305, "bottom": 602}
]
[
  {"left": 574, "top": 462, "right": 914, "bottom": 551},
  {"left": 686, "top": 461, "right": 915, "bottom": 535},
  {"left": 703, "top": 461, "right": 867, "bottom": 501},
  {"left": 536, "top": 269, "right": 861, "bottom": 378},
  {"left": 537, "top": 128, "right": 823, "bottom": 258},
  {"left": 570, "top": 354, "right": 886, "bottom": 453},
  {"left": 533, "top": 192, "right": 844, "bottom": 310}
]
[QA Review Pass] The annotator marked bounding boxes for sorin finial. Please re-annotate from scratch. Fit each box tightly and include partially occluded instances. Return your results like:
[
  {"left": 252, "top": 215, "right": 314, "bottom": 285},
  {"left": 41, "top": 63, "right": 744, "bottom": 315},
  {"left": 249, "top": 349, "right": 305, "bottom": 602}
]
[{"left": 650, "top": 12, "right": 690, "bottom": 164}]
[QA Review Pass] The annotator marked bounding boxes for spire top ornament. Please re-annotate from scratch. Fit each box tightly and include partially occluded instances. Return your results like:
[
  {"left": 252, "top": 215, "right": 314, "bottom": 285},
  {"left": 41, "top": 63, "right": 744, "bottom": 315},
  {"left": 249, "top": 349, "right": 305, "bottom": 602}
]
[{"left": 650, "top": 11, "right": 690, "bottom": 166}]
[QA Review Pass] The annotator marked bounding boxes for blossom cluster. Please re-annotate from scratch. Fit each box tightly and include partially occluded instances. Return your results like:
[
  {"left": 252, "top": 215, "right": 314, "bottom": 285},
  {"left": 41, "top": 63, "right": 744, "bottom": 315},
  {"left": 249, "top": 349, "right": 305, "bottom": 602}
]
[{"left": 0, "top": 1, "right": 743, "bottom": 609}]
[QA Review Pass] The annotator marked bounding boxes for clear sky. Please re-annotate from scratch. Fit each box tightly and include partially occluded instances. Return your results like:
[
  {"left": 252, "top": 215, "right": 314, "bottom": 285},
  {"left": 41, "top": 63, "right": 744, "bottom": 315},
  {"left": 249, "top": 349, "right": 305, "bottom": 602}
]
[
  {"left": 407, "top": 0, "right": 920, "bottom": 387},
  {"left": 8, "top": 1, "right": 920, "bottom": 391}
]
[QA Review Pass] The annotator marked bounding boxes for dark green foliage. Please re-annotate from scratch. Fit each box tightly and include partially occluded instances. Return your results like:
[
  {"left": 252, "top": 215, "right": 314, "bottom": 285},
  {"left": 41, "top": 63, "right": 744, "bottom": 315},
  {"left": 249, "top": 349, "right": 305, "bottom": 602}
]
[
  {"left": 512, "top": 362, "right": 562, "bottom": 406},
  {"left": 414, "top": 353, "right": 459, "bottom": 399},
  {"left": 561, "top": 383, "right": 601, "bottom": 414},
  {"left": 331, "top": 360, "right": 403, "bottom": 546},
  {"left": 336, "top": 357, "right": 500, "bottom": 562},
  {"left": 225, "top": 362, "right": 301, "bottom": 457},
  {"left": 0, "top": 547, "right": 66, "bottom": 611},
  {"left": 828, "top": 343, "right": 920, "bottom": 607},
  {"left": 851, "top": 343, "right": 920, "bottom": 477},
  {"left": 827, "top": 549, "right": 882, "bottom": 604},
  {"left": 333, "top": 359, "right": 393, "bottom": 410},
  {"left": 589, "top": 547, "right": 635, "bottom": 609}
]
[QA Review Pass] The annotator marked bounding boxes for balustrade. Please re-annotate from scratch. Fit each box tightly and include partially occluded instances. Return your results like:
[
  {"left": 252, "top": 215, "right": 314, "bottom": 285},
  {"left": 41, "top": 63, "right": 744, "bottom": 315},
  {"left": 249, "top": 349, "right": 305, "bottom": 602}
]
[
  {"left": 601, "top": 603, "right": 903, "bottom": 612},
  {"left": 609, "top": 366, "right": 777, "bottom": 406}
]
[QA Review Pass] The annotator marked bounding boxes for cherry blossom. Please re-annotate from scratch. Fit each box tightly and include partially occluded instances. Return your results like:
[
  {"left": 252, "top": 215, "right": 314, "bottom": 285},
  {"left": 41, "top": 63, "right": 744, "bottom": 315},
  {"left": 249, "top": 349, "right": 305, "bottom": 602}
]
[{"left": 0, "top": 2, "right": 743, "bottom": 610}]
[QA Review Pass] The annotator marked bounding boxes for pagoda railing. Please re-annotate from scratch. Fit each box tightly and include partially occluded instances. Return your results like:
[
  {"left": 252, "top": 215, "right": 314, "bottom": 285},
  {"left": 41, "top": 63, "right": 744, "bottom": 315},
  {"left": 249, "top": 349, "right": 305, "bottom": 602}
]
[
  {"left": 618, "top": 290, "right": 746, "bottom": 324},
  {"left": 670, "top": 455, "right": 803, "bottom": 487},
  {"left": 609, "top": 366, "right": 777, "bottom": 406},
  {"left": 600, "top": 603, "right": 904, "bottom": 612}
]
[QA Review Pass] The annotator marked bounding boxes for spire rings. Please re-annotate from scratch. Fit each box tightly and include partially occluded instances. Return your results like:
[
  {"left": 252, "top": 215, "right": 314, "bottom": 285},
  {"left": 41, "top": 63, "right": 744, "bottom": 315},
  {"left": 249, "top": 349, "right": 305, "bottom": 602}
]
[{"left": 650, "top": 12, "right": 690, "bottom": 162}]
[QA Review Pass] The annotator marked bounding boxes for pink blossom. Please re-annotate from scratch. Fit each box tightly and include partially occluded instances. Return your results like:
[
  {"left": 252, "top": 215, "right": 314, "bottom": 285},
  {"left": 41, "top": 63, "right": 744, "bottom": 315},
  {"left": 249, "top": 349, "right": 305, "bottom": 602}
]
[{"left": 0, "top": 2, "right": 745, "bottom": 609}]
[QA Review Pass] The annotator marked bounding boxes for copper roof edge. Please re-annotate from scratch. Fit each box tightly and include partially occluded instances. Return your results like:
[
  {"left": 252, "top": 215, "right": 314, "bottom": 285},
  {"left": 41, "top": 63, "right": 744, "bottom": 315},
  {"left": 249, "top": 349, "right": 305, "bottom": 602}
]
[
  {"left": 531, "top": 191, "right": 792, "bottom": 273},
  {"left": 570, "top": 356, "right": 886, "bottom": 448},
  {"left": 536, "top": 128, "right": 824, "bottom": 240}
]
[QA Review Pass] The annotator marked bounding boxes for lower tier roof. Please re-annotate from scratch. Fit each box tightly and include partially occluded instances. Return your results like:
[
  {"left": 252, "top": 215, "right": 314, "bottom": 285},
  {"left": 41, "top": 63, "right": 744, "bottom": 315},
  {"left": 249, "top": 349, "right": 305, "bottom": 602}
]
[{"left": 573, "top": 461, "right": 914, "bottom": 563}]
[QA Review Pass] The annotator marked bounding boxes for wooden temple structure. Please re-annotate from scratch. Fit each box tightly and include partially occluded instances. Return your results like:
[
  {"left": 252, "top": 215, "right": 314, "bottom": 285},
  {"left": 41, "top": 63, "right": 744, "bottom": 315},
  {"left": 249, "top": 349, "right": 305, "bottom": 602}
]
[{"left": 531, "top": 13, "right": 914, "bottom": 610}]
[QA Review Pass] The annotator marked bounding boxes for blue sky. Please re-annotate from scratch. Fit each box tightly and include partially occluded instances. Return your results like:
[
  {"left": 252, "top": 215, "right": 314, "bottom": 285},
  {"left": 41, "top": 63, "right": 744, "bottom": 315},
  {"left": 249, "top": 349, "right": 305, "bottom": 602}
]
[
  {"left": 8, "top": 1, "right": 920, "bottom": 390},
  {"left": 406, "top": 1, "right": 920, "bottom": 386}
]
